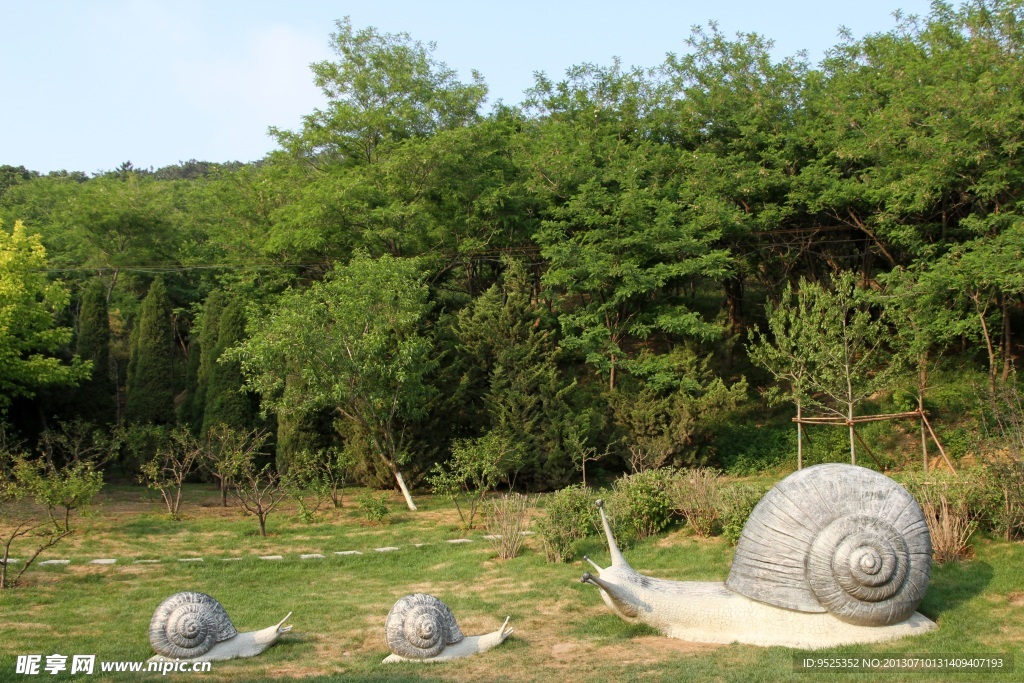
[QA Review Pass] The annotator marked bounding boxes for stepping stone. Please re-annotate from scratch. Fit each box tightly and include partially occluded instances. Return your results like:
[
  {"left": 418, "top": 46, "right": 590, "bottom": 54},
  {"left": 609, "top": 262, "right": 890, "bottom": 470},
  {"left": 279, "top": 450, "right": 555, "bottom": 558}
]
[
  {"left": 0, "top": 558, "right": 21, "bottom": 564},
  {"left": 39, "top": 560, "right": 70, "bottom": 566},
  {"left": 334, "top": 551, "right": 362, "bottom": 556},
  {"left": 259, "top": 555, "right": 283, "bottom": 561},
  {"left": 446, "top": 538, "right": 473, "bottom": 544},
  {"left": 300, "top": 554, "right": 325, "bottom": 560},
  {"left": 519, "top": 531, "right": 535, "bottom": 536},
  {"left": 412, "top": 543, "right": 429, "bottom": 548},
  {"left": 374, "top": 547, "right": 400, "bottom": 552},
  {"left": 483, "top": 534, "right": 501, "bottom": 540},
  {"left": 178, "top": 557, "right": 203, "bottom": 563},
  {"left": 90, "top": 559, "right": 116, "bottom": 565},
  {"left": 134, "top": 560, "right": 160, "bottom": 564}
]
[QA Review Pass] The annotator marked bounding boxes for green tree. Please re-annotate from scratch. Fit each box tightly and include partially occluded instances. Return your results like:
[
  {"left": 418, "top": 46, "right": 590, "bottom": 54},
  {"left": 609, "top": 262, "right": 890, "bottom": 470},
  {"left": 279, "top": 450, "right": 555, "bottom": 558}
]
[
  {"left": 747, "top": 280, "right": 821, "bottom": 469},
  {"left": 523, "top": 62, "right": 732, "bottom": 390},
  {"left": 74, "top": 280, "right": 115, "bottom": 424},
  {"left": 188, "top": 290, "right": 226, "bottom": 431},
  {"left": 455, "top": 258, "right": 583, "bottom": 488},
  {"left": 0, "top": 221, "right": 89, "bottom": 408},
  {"left": 125, "top": 278, "right": 175, "bottom": 424},
  {"left": 202, "top": 299, "right": 256, "bottom": 434},
  {"left": 232, "top": 253, "right": 436, "bottom": 511}
]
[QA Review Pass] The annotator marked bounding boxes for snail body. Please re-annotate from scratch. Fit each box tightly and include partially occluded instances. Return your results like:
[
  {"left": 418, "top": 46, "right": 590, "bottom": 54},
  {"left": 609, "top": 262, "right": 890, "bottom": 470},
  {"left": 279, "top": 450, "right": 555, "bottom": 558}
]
[
  {"left": 148, "top": 592, "right": 292, "bottom": 662},
  {"left": 382, "top": 594, "right": 512, "bottom": 663},
  {"left": 581, "top": 464, "right": 937, "bottom": 649}
]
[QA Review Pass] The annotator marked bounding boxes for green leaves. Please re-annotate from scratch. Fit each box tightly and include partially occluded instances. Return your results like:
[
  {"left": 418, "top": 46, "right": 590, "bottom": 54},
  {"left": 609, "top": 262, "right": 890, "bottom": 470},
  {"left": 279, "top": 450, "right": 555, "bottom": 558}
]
[{"left": 0, "top": 221, "right": 89, "bottom": 407}]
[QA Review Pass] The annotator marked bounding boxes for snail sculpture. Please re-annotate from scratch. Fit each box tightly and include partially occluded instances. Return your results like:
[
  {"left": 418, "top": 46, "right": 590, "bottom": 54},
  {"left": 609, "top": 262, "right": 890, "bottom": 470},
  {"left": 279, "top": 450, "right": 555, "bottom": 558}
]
[
  {"left": 581, "top": 464, "right": 938, "bottom": 648},
  {"left": 148, "top": 592, "right": 292, "bottom": 662},
  {"left": 382, "top": 593, "right": 513, "bottom": 663}
]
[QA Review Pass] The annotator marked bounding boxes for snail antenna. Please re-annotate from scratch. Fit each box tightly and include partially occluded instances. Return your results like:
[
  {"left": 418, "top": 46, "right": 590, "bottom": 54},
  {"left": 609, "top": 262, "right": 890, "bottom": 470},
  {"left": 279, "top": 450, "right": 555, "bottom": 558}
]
[{"left": 595, "top": 500, "right": 630, "bottom": 569}]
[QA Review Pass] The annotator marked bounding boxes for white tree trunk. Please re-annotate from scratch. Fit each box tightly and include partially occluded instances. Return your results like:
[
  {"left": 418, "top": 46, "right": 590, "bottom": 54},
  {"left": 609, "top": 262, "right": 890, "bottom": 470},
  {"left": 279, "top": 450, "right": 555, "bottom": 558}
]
[{"left": 393, "top": 469, "right": 417, "bottom": 511}]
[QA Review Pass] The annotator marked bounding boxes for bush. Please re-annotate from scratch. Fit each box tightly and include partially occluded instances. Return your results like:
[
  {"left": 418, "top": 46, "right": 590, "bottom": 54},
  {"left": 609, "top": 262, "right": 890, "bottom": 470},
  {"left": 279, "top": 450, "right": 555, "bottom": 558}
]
[
  {"left": 356, "top": 491, "right": 391, "bottom": 524},
  {"left": 984, "top": 457, "right": 1024, "bottom": 540},
  {"left": 895, "top": 466, "right": 997, "bottom": 526},
  {"left": 605, "top": 469, "right": 675, "bottom": 546},
  {"left": 535, "top": 484, "right": 595, "bottom": 563},
  {"left": 716, "top": 482, "right": 767, "bottom": 545},
  {"left": 484, "top": 493, "right": 533, "bottom": 560},
  {"left": 921, "top": 495, "right": 977, "bottom": 563},
  {"left": 670, "top": 467, "right": 720, "bottom": 537}
]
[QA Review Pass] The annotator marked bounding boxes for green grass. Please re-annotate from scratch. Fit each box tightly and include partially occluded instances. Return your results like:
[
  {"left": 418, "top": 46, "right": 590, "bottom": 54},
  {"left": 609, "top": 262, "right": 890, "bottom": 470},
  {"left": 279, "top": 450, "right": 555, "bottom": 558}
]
[{"left": 1, "top": 483, "right": 1023, "bottom": 682}]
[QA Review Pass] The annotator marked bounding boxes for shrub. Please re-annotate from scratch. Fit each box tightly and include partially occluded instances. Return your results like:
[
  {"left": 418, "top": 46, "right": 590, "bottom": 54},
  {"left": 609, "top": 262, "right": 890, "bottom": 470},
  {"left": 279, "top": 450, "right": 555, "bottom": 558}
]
[
  {"left": 670, "top": 467, "right": 720, "bottom": 537},
  {"left": 357, "top": 491, "right": 390, "bottom": 524},
  {"left": 716, "top": 482, "right": 767, "bottom": 545},
  {"left": 606, "top": 469, "right": 674, "bottom": 546},
  {"left": 984, "top": 457, "right": 1024, "bottom": 540},
  {"left": 484, "top": 493, "right": 533, "bottom": 560},
  {"left": 535, "top": 484, "right": 595, "bottom": 563},
  {"left": 921, "top": 495, "right": 976, "bottom": 563}
]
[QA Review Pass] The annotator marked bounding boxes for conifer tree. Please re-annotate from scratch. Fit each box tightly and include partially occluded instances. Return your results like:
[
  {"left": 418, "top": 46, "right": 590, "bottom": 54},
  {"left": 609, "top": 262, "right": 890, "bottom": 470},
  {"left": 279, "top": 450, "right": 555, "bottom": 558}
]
[
  {"left": 202, "top": 299, "right": 255, "bottom": 433},
  {"left": 190, "top": 290, "right": 226, "bottom": 432},
  {"left": 125, "top": 278, "right": 175, "bottom": 424},
  {"left": 74, "top": 279, "right": 115, "bottom": 423}
]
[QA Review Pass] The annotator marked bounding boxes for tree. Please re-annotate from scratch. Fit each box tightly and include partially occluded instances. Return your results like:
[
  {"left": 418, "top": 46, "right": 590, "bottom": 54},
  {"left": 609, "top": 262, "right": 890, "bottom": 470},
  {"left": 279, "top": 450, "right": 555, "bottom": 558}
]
[
  {"left": 786, "top": 273, "right": 901, "bottom": 464},
  {"left": 139, "top": 427, "right": 198, "bottom": 519},
  {"left": 0, "top": 449, "right": 102, "bottom": 589},
  {"left": 454, "top": 258, "right": 583, "bottom": 489},
  {"left": 273, "top": 17, "right": 487, "bottom": 167},
  {"left": 125, "top": 278, "right": 175, "bottom": 424},
  {"left": 747, "top": 280, "right": 821, "bottom": 469},
  {"left": 233, "top": 253, "right": 436, "bottom": 511},
  {"left": 523, "top": 63, "right": 732, "bottom": 390},
  {"left": 427, "top": 431, "right": 522, "bottom": 529},
  {"left": 0, "top": 220, "right": 89, "bottom": 408},
  {"left": 202, "top": 299, "right": 256, "bottom": 434},
  {"left": 189, "top": 290, "right": 226, "bottom": 431},
  {"left": 74, "top": 280, "right": 115, "bottom": 424}
]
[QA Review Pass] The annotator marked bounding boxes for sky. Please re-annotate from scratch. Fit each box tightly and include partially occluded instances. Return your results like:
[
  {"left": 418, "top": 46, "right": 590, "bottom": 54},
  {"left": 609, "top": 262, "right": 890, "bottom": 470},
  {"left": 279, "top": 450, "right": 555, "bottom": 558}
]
[{"left": 1, "top": 0, "right": 936, "bottom": 175}]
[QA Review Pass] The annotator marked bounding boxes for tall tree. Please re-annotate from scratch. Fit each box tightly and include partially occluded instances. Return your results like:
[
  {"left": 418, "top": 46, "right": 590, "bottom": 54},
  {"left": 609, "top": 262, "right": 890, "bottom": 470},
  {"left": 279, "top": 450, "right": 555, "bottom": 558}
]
[
  {"left": 232, "top": 254, "right": 436, "bottom": 511},
  {"left": 0, "top": 221, "right": 89, "bottom": 409},
  {"left": 125, "top": 278, "right": 175, "bottom": 424},
  {"left": 74, "top": 279, "right": 115, "bottom": 424},
  {"left": 202, "top": 299, "right": 256, "bottom": 434}
]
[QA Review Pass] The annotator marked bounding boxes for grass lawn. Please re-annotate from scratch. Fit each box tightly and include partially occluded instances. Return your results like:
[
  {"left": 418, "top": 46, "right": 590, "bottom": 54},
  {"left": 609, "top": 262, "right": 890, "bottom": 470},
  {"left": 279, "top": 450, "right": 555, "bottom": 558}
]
[{"left": 1, "top": 483, "right": 1023, "bottom": 682}]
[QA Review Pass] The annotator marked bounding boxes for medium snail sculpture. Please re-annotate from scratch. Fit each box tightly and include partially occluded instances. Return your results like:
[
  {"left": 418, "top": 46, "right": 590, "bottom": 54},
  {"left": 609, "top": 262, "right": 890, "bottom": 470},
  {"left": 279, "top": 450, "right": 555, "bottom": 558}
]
[
  {"left": 148, "top": 592, "right": 292, "bottom": 662},
  {"left": 382, "top": 594, "right": 513, "bottom": 663},
  {"left": 581, "top": 464, "right": 938, "bottom": 648}
]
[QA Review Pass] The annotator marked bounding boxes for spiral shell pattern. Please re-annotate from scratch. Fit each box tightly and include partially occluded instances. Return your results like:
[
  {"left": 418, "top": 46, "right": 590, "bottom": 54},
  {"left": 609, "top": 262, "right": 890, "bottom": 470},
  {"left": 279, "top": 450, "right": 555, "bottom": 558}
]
[
  {"left": 385, "top": 594, "right": 464, "bottom": 659},
  {"left": 726, "top": 464, "right": 931, "bottom": 626},
  {"left": 149, "top": 592, "right": 237, "bottom": 659}
]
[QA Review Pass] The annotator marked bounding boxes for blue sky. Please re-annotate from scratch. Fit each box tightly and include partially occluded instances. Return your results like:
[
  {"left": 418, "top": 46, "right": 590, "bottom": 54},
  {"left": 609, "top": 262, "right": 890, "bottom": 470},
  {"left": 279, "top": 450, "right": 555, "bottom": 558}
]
[{"left": 1, "top": 0, "right": 935, "bottom": 174}]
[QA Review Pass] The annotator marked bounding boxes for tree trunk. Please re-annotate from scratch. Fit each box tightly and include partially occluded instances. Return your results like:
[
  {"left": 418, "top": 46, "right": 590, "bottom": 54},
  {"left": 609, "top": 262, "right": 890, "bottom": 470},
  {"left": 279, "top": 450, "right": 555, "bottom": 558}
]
[
  {"left": 848, "top": 402, "right": 856, "bottom": 465},
  {"left": 258, "top": 515, "right": 266, "bottom": 537},
  {"left": 796, "top": 399, "right": 803, "bottom": 470},
  {"left": 919, "top": 362, "right": 928, "bottom": 473},
  {"left": 220, "top": 479, "right": 229, "bottom": 507},
  {"left": 1002, "top": 292, "right": 1013, "bottom": 381},
  {"left": 393, "top": 468, "right": 417, "bottom": 511}
]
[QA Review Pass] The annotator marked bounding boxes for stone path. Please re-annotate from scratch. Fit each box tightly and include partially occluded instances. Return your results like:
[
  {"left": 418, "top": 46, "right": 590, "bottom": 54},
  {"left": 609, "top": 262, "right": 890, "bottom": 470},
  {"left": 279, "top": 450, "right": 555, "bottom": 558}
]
[{"left": 27, "top": 531, "right": 536, "bottom": 568}]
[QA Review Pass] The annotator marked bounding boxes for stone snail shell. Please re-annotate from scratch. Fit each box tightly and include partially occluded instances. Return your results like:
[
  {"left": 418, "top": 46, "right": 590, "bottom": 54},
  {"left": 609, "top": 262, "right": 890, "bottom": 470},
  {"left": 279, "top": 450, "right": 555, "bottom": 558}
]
[
  {"left": 581, "top": 464, "right": 938, "bottom": 649},
  {"left": 382, "top": 594, "right": 513, "bottom": 663},
  {"left": 727, "top": 463, "right": 931, "bottom": 626},
  {"left": 149, "top": 592, "right": 292, "bottom": 662}
]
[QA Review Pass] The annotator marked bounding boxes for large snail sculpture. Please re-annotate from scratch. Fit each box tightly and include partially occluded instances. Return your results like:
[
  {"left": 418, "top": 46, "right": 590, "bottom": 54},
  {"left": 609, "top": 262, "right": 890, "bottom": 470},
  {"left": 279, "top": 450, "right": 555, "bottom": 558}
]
[
  {"left": 148, "top": 592, "right": 292, "bottom": 662},
  {"left": 382, "top": 594, "right": 513, "bottom": 663},
  {"left": 581, "top": 464, "right": 938, "bottom": 648}
]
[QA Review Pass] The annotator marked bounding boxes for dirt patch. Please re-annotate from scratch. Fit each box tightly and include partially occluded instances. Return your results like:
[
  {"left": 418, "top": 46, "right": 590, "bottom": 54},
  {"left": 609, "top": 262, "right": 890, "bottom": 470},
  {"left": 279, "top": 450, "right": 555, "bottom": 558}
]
[{"left": 1009, "top": 592, "right": 1024, "bottom": 607}]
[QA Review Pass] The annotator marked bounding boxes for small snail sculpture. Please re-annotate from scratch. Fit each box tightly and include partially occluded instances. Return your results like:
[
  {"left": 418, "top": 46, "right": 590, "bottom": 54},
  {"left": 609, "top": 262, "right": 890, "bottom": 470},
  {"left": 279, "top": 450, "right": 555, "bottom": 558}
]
[
  {"left": 581, "top": 464, "right": 938, "bottom": 649},
  {"left": 148, "top": 592, "right": 292, "bottom": 662},
  {"left": 382, "top": 594, "right": 513, "bottom": 663}
]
